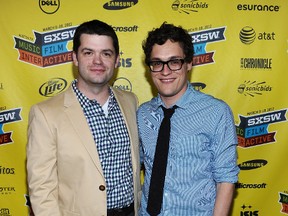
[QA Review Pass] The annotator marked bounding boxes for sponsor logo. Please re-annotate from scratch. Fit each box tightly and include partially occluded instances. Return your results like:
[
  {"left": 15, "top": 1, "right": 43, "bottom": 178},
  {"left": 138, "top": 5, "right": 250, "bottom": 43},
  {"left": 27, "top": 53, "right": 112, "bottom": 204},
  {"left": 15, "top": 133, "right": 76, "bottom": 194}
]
[
  {"left": 0, "top": 166, "right": 15, "bottom": 175},
  {"left": 239, "top": 26, "right": 276, "bottom": 45},
  {"left": 238, "top": 81, "right": 272, "bottom": 97},
  {"left": 0, "top": 208, "right": 11, "bottom": 216},
  {"left": 39, "top": 78, "right": 67, "bottom": 97},
  {"left": 192, "top": 82, "right": 206, "bottom": 91},
  {"left": 113, "top": 77, "right": 132, "bottom": 92},
  {"left": 14, "top": 25, "right": 76, "bottom": 68},
  {"left": 39, "top": 0, "right": 60, "bottom": 14},
  {"left": 190, "top": 26, "right": 226, "bottom": 66},
  {"left": 236, "top": 108, "right": 287, "bottom": 148},
  {"left": 236, "top": 182, "right": 267, "bottom": 189},
  {"left": 240, "top": 204, "right": 259, "bottom": 216},
  {"left": 0, "top": 187, "right": 16, "bottom": 195},
  {"left": 279, "top": 192, "right": 288, "bottom": 214},
  {"left": 171, "top": 0, "right": 208, "bottom": 14},
  {"left": 240, "top": 58, "right": 272, "bottom": 70},
  {"left": 118, "top": 51, "right": 132, "bottom": 68},
  {"left": 237, "top": 4, "right": 280, "bottom": 12},
  {"left": 238, "top": 159, "right": 267, "bottom": 170},
  {"left": 0, "top": 108, "right": 22, "bottom": 146},
  {"left": 103, "top": 0, "right": 138, "bottom": 10},
  {"left": 112, "top": 25, "right": 139, "bottom": 33}
]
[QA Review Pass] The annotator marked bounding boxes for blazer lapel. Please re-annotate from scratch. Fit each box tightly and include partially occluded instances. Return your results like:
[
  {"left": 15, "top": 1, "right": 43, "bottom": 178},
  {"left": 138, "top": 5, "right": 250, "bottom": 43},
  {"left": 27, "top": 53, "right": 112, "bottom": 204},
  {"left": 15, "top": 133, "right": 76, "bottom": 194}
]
[{"left": 63, "top": 86, "right": 104, "bottom": 177}]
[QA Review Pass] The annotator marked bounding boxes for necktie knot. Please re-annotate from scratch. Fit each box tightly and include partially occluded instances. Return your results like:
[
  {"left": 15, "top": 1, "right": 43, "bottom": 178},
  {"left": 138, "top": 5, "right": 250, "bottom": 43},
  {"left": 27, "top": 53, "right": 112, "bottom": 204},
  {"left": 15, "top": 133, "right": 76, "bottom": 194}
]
[{"left": 161, "top": 105, "right": 177, "bottom": 119}]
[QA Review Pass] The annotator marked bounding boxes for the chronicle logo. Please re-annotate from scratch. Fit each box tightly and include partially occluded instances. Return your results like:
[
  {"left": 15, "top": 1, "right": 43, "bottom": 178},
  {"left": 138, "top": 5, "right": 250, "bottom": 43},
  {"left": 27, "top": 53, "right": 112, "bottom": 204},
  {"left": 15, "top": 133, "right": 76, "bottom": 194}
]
[
  {"left": 39, "top": 0, "right": 60, "bottom": 14},
  {"left": 239, "top": 26, "right": 276, "bottom": 45},
  {"left": 236, "top": 108, "right": 287, "bottom": 148},
  {"left": 39, "top": 78, "right": 67, "bottom": 97},
  {"left": 171, "top": 0, "right": 208, "bottom": 14},
  {"left": 14, "top": 26, "right": 76, "bottom": 68},
  {"left": 240, "top": 57, "right": 272, "bottom": 70},
  {"left": 190, "top": 26, "right": 226, "bottom": 66},
  {"left": 103, "top": 0, "right": 138, "bottom": 10},
  {"left": 238, "top": 159, "right": 267, "bottom": 170},
  {"left": 113, "top": 77, "right": 132, "bottom": 92},
  {"left": 0, "top": 108, "right": 22, "bottom": 146},
  {"left": 279, "top": 192, "right": 288, "bottom": 214},
  {"left": 238, "top": 81, "right": 272, "bottom": 97}
]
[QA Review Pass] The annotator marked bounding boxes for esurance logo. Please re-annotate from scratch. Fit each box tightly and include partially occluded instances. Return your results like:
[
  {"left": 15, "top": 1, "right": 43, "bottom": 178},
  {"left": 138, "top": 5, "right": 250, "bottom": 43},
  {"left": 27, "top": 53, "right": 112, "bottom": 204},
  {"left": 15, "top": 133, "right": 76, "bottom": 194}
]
[
  {"left": 0, "top": 108, "right": 22, "bottom": 146},
  {"left": 171, "top": 0, "right": 208, "bottom": 14},
  {"left": 279, "top": 192, "right": 288, "bottom": 215},
  {"left": 39, "top": 0, "right": 60, "bottom": 14},
  {"left": 237, "top": 4, "right": 280, "bottom": 12},
  {"left": 103, "top": 0, "right": 138, "bottom": 10},
  {"left": 190, "top": 26, "right": 226, "bottom": 66},
  {"left": 39, "top": 78, "right": 67, "bottom": 97},
  {"left": 236, "top": 109, "right": 287, "bottom": 148},
  {"left": 238, "top": 81, "right": 272, "bottom": 97},
  {"left": 14, "top": 26, "right": 76, "bottom": 68}
]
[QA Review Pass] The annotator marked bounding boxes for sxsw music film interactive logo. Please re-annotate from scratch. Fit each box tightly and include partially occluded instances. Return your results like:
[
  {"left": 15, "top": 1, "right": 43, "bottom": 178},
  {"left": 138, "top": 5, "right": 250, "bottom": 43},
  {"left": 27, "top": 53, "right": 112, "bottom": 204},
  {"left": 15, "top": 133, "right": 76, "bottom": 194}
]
[
  {"left": 171, "top": 0, "right": 208, "bottom": 14},
  {"left": 279, "top": 192, "right": 288, "bottom": 215},
  {"left": 103, "top": 0, "right": 138, "bottom": 10},
  {"left": 190, "top": 26, "right": 226, "bottom": 66},
  {"left": 0, "top": 108, "right": 22, "bottom": 146},
  {"left": 39, "top": 0, "right": 60, "bottom": 14},
  {"left": 236, "top": 108, "right": 287, "bottom": 148},
  {"left": 238, "top": 81, "right": 272, "bottom": 97},
  {"left": 14, "top": 26, "right": 76, "bottom": 68}
]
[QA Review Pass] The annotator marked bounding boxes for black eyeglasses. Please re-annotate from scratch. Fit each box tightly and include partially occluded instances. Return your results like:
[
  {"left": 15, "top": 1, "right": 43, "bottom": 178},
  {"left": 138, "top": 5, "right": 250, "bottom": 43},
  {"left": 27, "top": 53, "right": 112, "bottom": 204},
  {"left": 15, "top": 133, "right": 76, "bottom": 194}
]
[{"left": 148, "top": 59, "right": 185, "bottom": 72}]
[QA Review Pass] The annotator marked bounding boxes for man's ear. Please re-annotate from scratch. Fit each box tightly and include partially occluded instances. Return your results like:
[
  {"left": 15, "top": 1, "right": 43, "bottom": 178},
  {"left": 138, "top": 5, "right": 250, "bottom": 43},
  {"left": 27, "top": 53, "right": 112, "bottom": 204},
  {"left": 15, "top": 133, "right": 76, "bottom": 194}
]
[
  {"left": 72, "top": 51, "right": 78, "bottom": 67},
  {"left": 115, "top": 55, "right": 120, "bottom": 68}
]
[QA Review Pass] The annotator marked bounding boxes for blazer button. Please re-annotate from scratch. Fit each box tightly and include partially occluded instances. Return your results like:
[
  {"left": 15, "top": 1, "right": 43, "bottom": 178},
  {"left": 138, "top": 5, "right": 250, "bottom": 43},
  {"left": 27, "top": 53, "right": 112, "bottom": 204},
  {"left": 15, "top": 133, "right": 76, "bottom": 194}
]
[{"left": 99, "top": 185, "right": 106, "bottom": 191}]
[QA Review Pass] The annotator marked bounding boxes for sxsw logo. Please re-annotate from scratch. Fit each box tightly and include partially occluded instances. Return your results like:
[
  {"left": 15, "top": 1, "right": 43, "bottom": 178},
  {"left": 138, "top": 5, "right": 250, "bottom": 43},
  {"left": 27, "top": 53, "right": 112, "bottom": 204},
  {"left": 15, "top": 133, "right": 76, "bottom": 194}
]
[
  {"left": 0, "top": 108, "right": 22, "bottom": 146},
  {"left": 14, "top": 26, "right": 77, "bottom": 68}
]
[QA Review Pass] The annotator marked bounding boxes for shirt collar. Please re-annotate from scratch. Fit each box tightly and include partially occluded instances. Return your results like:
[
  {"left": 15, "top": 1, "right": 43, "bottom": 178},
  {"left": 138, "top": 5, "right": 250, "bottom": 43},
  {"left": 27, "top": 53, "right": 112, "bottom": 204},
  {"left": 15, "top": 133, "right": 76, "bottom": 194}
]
[{"left": 72, "top": 79, "right": 115, "bottom": 109}]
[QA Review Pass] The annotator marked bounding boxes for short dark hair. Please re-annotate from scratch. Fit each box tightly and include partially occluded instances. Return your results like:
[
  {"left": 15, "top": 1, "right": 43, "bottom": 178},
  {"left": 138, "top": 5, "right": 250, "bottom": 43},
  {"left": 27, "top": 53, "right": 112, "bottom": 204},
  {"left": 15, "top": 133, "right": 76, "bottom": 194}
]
[
  {"left": 142, "top": 22, "right": 194, "bottom": 66},
  {"left": 73, "top": 19, "right": 119, "bottom": 56}
]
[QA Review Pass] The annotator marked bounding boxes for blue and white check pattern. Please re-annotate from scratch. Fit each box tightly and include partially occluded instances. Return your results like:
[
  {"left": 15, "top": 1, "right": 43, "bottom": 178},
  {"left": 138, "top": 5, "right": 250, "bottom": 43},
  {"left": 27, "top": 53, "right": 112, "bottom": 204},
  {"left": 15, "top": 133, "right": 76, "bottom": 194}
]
[
  {"left": 72, "top": 80, "right": 133, "bottom": 209},
  {"left": 137, "top": 82, "right": 239, "bottom": 216}
]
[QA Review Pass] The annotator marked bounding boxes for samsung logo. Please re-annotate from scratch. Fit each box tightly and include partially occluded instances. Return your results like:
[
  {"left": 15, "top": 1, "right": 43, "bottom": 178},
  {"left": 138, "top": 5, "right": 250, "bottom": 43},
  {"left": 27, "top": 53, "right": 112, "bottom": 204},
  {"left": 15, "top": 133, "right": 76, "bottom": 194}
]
[{"left": 238, "top": 159, "right": 268, "bottom": 170}]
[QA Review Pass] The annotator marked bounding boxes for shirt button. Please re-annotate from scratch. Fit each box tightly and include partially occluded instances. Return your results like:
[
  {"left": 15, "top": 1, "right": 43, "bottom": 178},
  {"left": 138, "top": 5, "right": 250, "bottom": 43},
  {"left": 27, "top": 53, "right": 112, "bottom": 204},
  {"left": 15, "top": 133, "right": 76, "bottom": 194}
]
[{"left": 99, "top": 185, "right": 106, "bottom": 191}]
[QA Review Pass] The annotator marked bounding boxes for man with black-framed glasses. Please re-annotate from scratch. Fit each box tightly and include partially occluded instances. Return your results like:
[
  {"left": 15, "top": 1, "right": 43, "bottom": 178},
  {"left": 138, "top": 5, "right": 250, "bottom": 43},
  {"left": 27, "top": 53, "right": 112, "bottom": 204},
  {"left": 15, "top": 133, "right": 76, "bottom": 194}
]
[{"left": 137, "top": 22, "right": 239, "bottom": 216}]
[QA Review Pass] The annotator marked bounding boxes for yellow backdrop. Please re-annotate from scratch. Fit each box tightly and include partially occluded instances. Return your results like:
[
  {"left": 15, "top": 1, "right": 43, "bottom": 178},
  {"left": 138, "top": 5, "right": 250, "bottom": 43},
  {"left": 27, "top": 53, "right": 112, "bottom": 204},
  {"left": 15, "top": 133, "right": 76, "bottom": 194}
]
[{"left": 1, "top": 0, "right": 288, "bottom": 215}]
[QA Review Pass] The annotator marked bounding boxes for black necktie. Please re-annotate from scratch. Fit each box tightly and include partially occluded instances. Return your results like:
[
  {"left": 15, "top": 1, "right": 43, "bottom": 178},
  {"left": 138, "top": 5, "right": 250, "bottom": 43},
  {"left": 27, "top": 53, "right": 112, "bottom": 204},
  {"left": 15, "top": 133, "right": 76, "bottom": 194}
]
[{"left": 147, "top": 105, "right": 177, "bottom": 216}]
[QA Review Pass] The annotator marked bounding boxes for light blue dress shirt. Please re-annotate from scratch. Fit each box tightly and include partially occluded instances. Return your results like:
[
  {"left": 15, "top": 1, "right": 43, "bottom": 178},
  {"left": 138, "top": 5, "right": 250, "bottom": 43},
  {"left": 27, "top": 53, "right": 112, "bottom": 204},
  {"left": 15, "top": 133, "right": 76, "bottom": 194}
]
[{"left": 137, "top": 82, "right": 239, "bottom": 215}]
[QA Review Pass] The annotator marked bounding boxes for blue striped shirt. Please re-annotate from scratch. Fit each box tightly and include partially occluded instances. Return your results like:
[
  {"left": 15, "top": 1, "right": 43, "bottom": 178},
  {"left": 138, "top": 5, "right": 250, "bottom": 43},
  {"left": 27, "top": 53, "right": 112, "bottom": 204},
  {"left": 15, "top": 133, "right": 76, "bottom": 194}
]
[{"left": 137, "top": 82, "right": 239, "bottom": 215}]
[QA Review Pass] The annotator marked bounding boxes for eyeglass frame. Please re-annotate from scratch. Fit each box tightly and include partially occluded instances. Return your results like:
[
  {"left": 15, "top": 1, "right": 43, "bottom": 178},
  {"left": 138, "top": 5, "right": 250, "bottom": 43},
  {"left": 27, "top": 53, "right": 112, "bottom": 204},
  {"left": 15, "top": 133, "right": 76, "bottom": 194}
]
[{"left": 148, "top": 58, "right": 185, "bottom": 72}]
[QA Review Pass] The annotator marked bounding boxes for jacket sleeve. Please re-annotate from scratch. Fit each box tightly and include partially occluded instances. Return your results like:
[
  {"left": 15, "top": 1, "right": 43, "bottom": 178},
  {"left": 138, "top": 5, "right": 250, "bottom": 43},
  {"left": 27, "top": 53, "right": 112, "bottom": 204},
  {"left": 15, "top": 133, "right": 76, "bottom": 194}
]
[{"left": 26, "top": 104, "right": 61, "bottom": 216}]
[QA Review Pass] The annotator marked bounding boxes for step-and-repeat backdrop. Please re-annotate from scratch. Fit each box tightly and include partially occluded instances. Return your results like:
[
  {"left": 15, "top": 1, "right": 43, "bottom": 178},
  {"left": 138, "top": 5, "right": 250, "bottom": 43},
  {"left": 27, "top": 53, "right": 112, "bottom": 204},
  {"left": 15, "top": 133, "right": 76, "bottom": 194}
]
[{"left": 1, "top": 1, "right": 287, "bottom": 215}]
